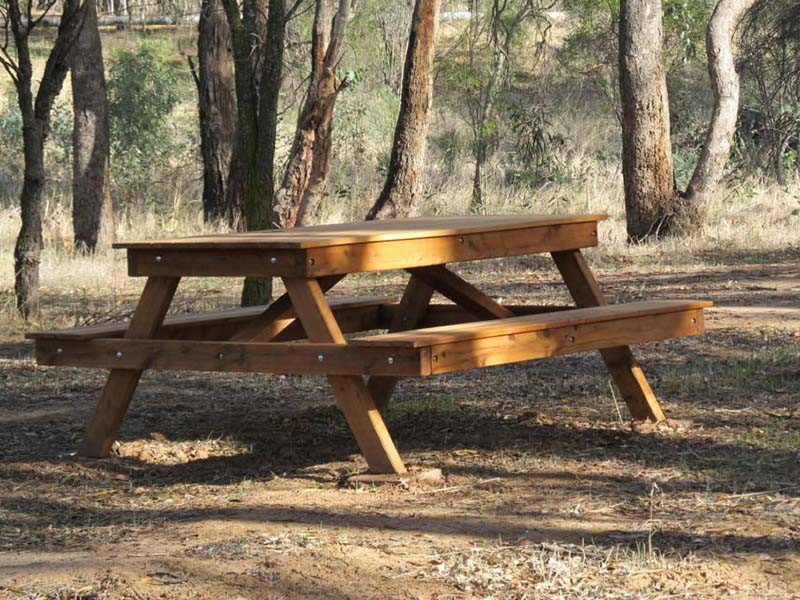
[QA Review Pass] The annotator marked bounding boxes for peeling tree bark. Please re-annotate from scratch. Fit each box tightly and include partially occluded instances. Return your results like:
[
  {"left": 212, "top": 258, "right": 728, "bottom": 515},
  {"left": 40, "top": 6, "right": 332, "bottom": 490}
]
[
  {"left": 680, "top": 0, "right": 758, "bottom": 232},
  {"left": 618, "top": 0, "right": 676, "bottom": 241},
  {"left": 366, "top": 0, "right": 441, "bottom": 220},
  {"left": 71, "top": 0, "right": 113, "bottom": 252},
  {"left": 273, "top": 0, "right": 351, "bottom": 229}
]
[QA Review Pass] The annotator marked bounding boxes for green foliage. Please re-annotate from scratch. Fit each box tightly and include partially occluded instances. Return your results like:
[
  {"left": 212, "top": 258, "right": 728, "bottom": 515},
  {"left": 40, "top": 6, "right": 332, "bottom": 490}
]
[
  {"left": 0, "top": 91, "right": 73, "bottom": 201},
  {"left": 107, "top": 40, "right": 180, "bottom": 207},
  {"left": 506, "top": 102, "right": 566, "bottom": 186}
]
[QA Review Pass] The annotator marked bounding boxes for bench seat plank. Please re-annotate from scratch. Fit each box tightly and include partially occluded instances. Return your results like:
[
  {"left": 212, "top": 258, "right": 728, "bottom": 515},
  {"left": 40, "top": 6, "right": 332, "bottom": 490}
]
[
  {"left": 353, "top": 300, "right": 712, "bottom": 348},
  {"left": 26, "top": 295, "right": 394, "bottom": 341}
]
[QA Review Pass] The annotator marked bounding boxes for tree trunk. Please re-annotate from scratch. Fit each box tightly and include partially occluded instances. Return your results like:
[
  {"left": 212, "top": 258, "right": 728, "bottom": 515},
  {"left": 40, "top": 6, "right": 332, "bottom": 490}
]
[
  {"left": 195, "top": 0, "right": 237, "bottom": 224},
  {"left": 71, "top": 0, "right": 113, "bottom": 252},
  {"left": 221, "top": 0, "right": 285, "bottom": 306},
  {"left": 472, "top": 141, "right": 485, "bottom": 208},
  {"left": 9, "top": 0, "right": 85, "bottom": 318},
  {"left": 15, "top": 120, "right": 46, "bottom": 319},
  {"left": 680, "top": 0, "right": 757, "bottom": 232},
  {"left": 618, "top": 0, "right": 676, "bottom": 241},
  {"left": 274, "top": 0, "right": 350, "bottom": 229},
  {"left": 366, "top": 0, "right": 441, "bottom": 220}
]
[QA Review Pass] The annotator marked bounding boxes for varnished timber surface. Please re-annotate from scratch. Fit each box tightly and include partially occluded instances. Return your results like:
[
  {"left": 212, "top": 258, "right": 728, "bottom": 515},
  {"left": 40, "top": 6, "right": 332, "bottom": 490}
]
[
  {"left": 424, "top": 308, "right": 706, "bottom": 375},
  {"left": 27, "top": 295, "right": 393, "bottom": 341},
  {"left": 352, "top": 300, "right": 713, "bottom": 348},
  {"left": 116, "top": 215, "right": 607, "bottom": 250},
  {"left": 37, "top": 339, "right": 426, "bottom": 376},
  {"left": 283, "top": 277, "right": 408, "bottom": 475}
]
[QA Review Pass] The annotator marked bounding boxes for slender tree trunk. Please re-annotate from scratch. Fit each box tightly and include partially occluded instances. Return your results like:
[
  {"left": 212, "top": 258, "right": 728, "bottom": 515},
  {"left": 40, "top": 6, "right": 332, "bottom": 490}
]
[
  {"left": 9, "top": 0, "right": 85, "bottom": 318},
  {"left": 71, "top": 0, "right": 113, "bottom": 252},
  {"left": 221, "top": 0, "right": 285, "bottom": 306},
  {"left": 366, "top": 0, "right": 441, "bottom": 220},
  {"left": 195, "top": 0, "right": 237, "bottom": 224},
  {"left": 472, "top": 140, "right": 485, "bottom": 207},
  {"left": 274, "top": 0, "right": 350, "bottom": 229},
  {"left": 618, "top": 0, "right": 676, "bottom": 241},
  {"left": 680, "top": 0, "right": 758, "bottom": 232}
]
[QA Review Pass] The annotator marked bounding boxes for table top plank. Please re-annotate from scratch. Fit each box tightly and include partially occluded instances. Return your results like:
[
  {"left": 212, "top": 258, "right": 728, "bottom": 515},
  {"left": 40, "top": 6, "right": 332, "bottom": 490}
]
[{"left": 114, "top": 214, "right": 607, "bottom": 250}]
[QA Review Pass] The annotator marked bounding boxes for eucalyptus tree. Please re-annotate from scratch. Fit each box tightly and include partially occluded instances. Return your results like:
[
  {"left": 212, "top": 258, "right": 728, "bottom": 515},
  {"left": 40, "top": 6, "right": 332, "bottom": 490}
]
[
  {"left": 0, "top": 0, "right": 86, "bottom": 318},
  {"left": 366, "top": 0, "right": 442, "bottom": 219}
]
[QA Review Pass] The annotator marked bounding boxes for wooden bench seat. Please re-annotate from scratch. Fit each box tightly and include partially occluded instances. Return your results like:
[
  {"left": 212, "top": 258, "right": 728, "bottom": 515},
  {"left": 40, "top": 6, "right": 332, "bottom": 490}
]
[
  {"left": 354, "top": 300, "right": 712, "bottom": 375},
  {"left": 26, "top": 295, "right": 395, "bottom": 342},
  {"left": 32, "top": 299, "right": 710, "bottom": 378}
]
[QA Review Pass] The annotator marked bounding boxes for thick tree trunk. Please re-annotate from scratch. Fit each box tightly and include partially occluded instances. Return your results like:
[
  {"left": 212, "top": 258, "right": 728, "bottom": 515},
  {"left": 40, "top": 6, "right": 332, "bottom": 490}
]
[
  {"left": 680, "top": 0, "right": 758, "bottom": 232},
  {"left": 195, "top": 0, "right": 237, "bottom": 224},
  {"left": 273, "top": 0, "right": 350, "bottom": 229},
  {"left": 366, "top": 0, "right": 441, "bottom": 220},
  {"left": 71, "top": 0, "right": 113, "bottom": 252},
  {"left": 9, "top": 0, "right": 84, "bottom": 318},
  {"left": 618, "top": 0, "right": 676, "bottom": 241}
]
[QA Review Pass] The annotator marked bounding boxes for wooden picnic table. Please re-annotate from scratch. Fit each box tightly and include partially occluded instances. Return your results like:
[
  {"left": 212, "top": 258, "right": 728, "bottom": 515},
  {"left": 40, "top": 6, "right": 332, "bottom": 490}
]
[{"left": 29, "top": 215, "right": 712, "bottom": 474}]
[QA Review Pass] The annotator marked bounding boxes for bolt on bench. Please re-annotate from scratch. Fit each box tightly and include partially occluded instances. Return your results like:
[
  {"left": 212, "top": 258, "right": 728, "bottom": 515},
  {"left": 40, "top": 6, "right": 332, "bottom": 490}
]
[{"left": 28, "top": 215, "right": 712, "bottom": 474}]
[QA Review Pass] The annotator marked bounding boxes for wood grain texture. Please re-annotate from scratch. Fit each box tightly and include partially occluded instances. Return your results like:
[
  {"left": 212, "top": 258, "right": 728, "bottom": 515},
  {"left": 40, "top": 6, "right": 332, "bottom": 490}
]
[
  {"left": 378, "top": 303, "right": 576, "bottom": 328},
  {"left": 552, "top": 249, "right": 678, "bottom": 421},
  {"left": 116, "top": 214, "right": 607, "bottom": 250},
  {"left": 353, "top": 300, "right": 712, "bottom": 348},
  {"left": 37, "top": 338, "right": 425, "bottom": 376},
  {"left": 27, "top": 293, "right": 387, "bottom": 341},
  {"left": 426, "top": 309, "right": 705, "bottom": 375},
  {"left": 283, "top": 277, "right": 407, "bottom": 474},
  {"left": 408, "top": 265, "right": 514, "bottom": 319},
  {"left": 125, "top": 221, "right": 601, "bottom": 277},
  {"left": 229, "top": 275, "right": 344, "bottom": 341},
  {"left": 368, "top": 274, "right": 434, "bottom": 410},
  {"left": 80, "top": 277, "right": 180, "bottom": 458}
]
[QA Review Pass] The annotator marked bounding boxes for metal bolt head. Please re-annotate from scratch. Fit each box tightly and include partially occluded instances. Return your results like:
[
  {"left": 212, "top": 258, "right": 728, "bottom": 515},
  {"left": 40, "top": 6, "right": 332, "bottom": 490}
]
[
  {"left": 115, "top": 351, "right": 124, "bottom": 358},
  {"left": 387, "top": 356, "right": 395, "bottom": 365},
  {"left": 155, "top": 255, "right": 163, "bottom": 262},
  {"left": 566, "top": 335, "right": 576, "bottom": 343},
  {"left": 56, "top": 348, "right": 64, "bottom": 355},
  {"left": 317, "top": 353, "right": 324, "bottom": 362},
  {"left": 307, "top": 257, "right": 316, "bottom": 266},
  {"left": 591, "top": 230, "right": 597, "bottom": 237},
  {"left": 270, "top": 256, "right": 277, "bottom": 264},
  {"left": 458, "top": 236, "right": 465, "bottom": 244},
  {"left": 217, "top": 352, "right": 225, "bottom": 359},
  {"left": 691, "top": 317, "right": 697, "bottom": 324}
]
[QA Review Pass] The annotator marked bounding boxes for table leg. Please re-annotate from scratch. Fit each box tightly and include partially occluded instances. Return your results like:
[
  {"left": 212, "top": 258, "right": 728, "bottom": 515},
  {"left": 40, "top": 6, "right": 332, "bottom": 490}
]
[
  {"left": 228, "top": 274, "right": 344, "bottom": 342},
  {"left": 367, "top": 273, "right": 434, "bottom": 411},
  {"left": 80, "top": 277, "right": 180, "bottom": 457},
  {"left": 408, "top": 264, "right": 514, "bottom": 319},
  {"left": 283, "top": 277, "right": 407, "bottom": 474},
  {"left": 551, "top": 250, "right": 665, "bottom": 422}
]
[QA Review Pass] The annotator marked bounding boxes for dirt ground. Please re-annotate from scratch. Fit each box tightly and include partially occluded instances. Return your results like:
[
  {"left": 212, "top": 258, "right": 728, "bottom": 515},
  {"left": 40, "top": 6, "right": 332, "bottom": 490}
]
[{"left": 1, "top": 250, "right": 799, "bottom": 599}]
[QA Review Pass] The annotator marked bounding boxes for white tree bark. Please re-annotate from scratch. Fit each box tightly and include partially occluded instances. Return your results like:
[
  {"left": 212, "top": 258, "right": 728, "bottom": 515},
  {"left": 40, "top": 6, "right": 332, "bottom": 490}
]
[{"left": 683, "top": 0, "right": 757, "bottom": 223}]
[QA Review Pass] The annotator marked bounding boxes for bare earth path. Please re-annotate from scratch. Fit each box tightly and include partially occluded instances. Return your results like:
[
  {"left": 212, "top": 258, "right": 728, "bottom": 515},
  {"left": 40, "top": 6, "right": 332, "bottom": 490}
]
[{"left": 1, "top": 252, "right": 799, "bottom": 599}]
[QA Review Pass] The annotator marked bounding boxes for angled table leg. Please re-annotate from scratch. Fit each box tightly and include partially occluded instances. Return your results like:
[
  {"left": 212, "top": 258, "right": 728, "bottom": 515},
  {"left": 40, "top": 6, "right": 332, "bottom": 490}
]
[
  {"left": 408, "top": 265, "right": 514, "bottom": 320},
  {"left": 367, "top": 273, "right": 434, "bottom": 411},
  {"left": 228, "top": 274, "right": 344, "bottom": 342},
  {"left": 80, "top": 276, "right": 180, "bottom": 457},
  {"left": 551, "top": 250, "right": 665, "bottom": 422},
  {"left": 283, "top": 277, "right": 407, "bottom": 474}
]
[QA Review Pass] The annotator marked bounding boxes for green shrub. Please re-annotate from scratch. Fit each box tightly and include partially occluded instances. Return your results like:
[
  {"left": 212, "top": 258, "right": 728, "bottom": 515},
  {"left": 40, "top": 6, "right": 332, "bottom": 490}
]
[{"left": 107, "top": 40, "right": 180, "bottom": 208}]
